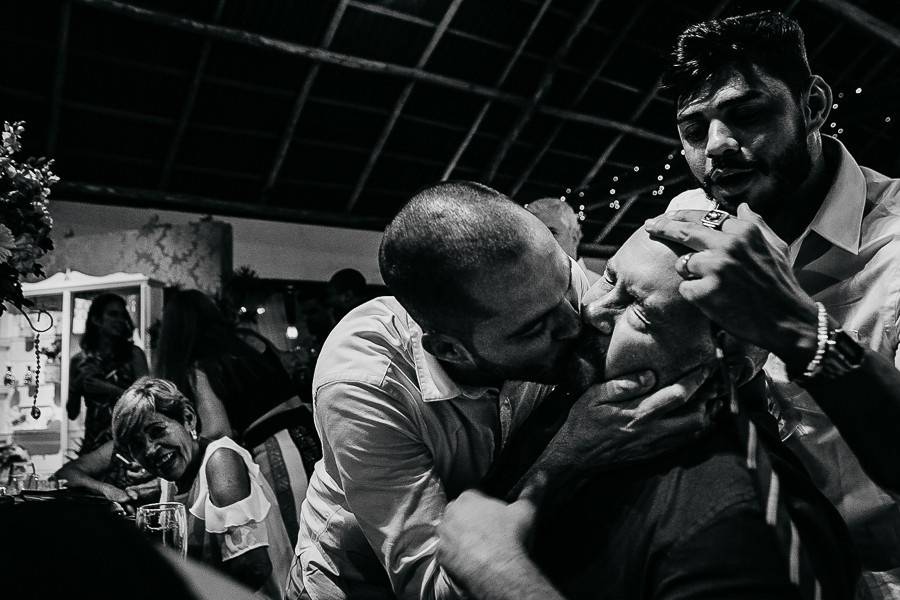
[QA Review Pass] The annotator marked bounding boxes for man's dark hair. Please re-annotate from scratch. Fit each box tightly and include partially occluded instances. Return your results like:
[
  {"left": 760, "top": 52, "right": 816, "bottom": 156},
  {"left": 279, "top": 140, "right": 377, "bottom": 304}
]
[
  {"left": 664, "top": 10, "right": 812, "bottom": 105},
  {"left": 379, "top": 181, "right": 534, "bottom": 335}
]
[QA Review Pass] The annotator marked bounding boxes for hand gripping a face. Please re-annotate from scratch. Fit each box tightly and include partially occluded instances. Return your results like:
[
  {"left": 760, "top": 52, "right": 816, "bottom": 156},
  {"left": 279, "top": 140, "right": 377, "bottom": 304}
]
[
  {"left": 644, "top": 203, "right": 820, "bottom": 371},
  {"left": 554, "top": 302, "right": 715, "bottom": 471}
]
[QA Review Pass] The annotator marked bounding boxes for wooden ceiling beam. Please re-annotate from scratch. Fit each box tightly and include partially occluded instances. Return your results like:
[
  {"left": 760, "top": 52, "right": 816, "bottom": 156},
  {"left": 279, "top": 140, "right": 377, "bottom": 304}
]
[
  {"left": 578, "top": 0, "right": 733, "bottom": 190},
  {"left": 63, "top": 147, "right": 419, "bottom": 196},
  {"left": 590, "top": 174, "right": 688, "bottom": 243},
  {"left": 577, "top": 73, "right": 667, "bottom": 190},
  {"left": 483, "top": 0, "right": 605, "bottom": 184},
  {"left": 808, "top": 0, "right": 900, "bottom": 51},
  {"left": 47, "top": 0, "right": 72, "bottom": 155},
  {"left": 345, "top": 0, "right": 464, "bottom": 212},
  {"left": 577, "top": 0, "right": 731, "bottom": 236},
  {"left": 54, "top": 181, "right": 390, "bottom": 229},
  {"left": 73, "top": 0, "right": 677, "bottom": 146},
  {"left": 510, "top": 0, "right": 650, "bottom": 198},
  {"left": 349, "top": 0, "right": 660, "bottom": 98},
  {"left": 442, "top": 0, "right": 554, "bottom": 181},
  {"left": 159, "top": 0, "right": 226, "bottom": 190},
  {"left": 262, "top": 0, "right": 350, "bottom": 197},
  {"left": 0, "top": 82, "right": 630, "bottom": 170},
  {"left": 575, "top": 242, "right": 618, "bottom": 258}
]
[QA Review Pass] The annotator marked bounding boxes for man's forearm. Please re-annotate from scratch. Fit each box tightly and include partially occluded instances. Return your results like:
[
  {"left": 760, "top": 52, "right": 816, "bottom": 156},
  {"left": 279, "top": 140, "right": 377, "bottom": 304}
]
[
  {"left": 459, "top": 555, "right": 567, "bottom": 600},
  {"left": 801, "top": 347, "right": 900, "bottom": 493}
]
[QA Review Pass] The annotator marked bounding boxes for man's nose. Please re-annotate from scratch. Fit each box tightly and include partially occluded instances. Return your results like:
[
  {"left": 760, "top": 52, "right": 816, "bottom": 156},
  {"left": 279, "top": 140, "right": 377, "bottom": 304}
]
[{"left": 705, "top": 120, "right": 740, "bottom": 158}]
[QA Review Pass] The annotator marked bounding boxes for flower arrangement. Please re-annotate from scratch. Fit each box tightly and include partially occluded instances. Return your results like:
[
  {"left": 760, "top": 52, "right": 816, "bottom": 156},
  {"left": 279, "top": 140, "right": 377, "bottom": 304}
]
[{"left": 0, "top": 121, "right": 57, "bottom": 316}]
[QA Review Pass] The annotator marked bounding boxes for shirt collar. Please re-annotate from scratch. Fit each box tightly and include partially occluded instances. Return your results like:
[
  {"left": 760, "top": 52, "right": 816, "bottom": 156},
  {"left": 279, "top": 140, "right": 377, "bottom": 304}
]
[
  {"left": 806, "top": 136, "right": 867, "bottom": 255},
  {"left": 406, "top": 314, "right": 496, "bottom": 403}
]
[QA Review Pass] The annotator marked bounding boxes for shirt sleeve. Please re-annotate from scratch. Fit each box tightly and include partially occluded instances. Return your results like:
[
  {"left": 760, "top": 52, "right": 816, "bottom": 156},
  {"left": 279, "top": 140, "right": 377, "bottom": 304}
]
[
  {"left": 316, "top": 380, "right": 464, "bottom": 600},
  {"left": 652, "top": 503, "right": 800, "bottom": 600},
  {"left": 220, "top": 519, "right": 270, "bottom": 562},
  {"left": 665, "top": 189, "right": 714, "bottom": 212}
]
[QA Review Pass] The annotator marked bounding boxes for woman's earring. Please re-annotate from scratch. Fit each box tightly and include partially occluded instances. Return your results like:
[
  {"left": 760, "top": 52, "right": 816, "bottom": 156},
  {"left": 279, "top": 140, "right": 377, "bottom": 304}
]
[{"left": 190, "top": 428, "right": 198, "bottom": 441}]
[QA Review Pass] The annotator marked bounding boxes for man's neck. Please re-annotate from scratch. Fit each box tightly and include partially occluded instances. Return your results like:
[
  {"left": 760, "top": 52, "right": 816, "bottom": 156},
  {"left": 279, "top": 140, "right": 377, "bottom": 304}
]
[
  {"left": 439, "top": 360, "right": 503, "bottom": 391},
  {"left": 766, "top": 140, "right": 838, "bottom": 245}
]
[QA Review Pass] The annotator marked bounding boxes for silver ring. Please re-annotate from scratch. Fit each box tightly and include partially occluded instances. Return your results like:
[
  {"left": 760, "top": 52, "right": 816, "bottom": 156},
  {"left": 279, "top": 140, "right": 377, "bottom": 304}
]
[
  {"left": 701, "top": 208, "right": 730, "bottom": 230},
  {"left": 678, "top": 252, "right": 698, "bottom": 279}
]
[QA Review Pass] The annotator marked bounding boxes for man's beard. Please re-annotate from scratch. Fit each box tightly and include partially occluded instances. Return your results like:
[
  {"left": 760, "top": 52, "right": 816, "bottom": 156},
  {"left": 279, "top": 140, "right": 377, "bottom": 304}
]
[
  {"left": 468, "top": 344, "right": 576, "bottom": 385},
  {"left": 701, "top": 123, "right": 813, "bottom": 216}
]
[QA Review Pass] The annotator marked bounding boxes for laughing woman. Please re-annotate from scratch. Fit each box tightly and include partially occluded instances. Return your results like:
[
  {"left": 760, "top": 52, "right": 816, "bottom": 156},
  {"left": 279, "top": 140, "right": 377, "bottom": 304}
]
[{"left": 112, "top": 377, "right": 292, "bottom": 599}]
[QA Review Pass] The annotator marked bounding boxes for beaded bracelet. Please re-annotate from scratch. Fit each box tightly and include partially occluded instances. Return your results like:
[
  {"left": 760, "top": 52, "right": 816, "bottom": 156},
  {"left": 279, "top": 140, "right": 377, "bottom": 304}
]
[{"left": 801, "top": 302, "right": 829, "bottom": 380}]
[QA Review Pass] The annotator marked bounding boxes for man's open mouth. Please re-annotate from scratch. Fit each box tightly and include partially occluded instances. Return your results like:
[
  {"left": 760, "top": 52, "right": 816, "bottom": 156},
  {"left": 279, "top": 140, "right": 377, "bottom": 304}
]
[{"left": 710, "top": 168, "right": 756, "bottom": 194}]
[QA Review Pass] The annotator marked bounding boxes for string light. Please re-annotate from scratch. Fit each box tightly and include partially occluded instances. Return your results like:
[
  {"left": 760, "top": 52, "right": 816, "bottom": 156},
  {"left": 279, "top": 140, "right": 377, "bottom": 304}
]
[{"left": 855, "top": 87, "right": 862, "bottom": 94}]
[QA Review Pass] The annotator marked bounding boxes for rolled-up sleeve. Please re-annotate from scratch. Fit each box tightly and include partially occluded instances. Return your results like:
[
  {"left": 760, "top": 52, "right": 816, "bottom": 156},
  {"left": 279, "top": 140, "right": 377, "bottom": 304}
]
[{"left": 316, "top": 380, "right": 463, "bottom": 600}]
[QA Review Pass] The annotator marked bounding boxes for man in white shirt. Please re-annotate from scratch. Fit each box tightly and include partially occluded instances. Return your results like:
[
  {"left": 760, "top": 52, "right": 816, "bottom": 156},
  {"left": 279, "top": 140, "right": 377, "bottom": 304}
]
[
  {"left": 643, "top": 11, "right": 900, "bottom": 595},
  {"left": 286, "top": 181, "right": 713, "bottom": 600}
]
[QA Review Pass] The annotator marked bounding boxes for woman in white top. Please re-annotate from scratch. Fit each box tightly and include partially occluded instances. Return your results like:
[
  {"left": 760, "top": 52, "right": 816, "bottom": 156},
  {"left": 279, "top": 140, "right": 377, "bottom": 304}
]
[{"left": 112, "top": 377, "right": 292, "bottom": 599}]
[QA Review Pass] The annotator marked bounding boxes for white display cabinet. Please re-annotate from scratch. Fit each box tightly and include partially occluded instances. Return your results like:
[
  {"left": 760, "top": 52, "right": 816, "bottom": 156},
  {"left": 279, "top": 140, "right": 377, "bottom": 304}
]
[{"left": 1, "top": 271, "right": 163, "bottom": 475}]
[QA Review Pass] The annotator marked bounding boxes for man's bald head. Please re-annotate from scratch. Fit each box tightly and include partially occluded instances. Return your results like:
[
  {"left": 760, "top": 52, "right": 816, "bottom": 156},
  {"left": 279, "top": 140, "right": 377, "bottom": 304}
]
[
  {"left": 380, "top": 181, "right": 558, "bottom": 335},
  {"left": 567, "top": 225, "right": 766, "bottom": 396},
  {"left": 525, "top": 197, "right": 582, "bottom": 259}
]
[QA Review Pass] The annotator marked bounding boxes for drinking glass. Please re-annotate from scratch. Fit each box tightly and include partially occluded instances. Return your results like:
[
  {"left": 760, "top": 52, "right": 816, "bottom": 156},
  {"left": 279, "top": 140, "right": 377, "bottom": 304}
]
[{"left": 135, "top": 502, "right": 188, "bottom": 559}]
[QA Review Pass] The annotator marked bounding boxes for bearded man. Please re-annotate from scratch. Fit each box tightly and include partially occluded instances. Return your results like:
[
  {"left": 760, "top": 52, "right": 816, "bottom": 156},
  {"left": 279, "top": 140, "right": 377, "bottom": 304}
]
[{"left": 643, "top": 12, "right": 900, "bottom": 593}]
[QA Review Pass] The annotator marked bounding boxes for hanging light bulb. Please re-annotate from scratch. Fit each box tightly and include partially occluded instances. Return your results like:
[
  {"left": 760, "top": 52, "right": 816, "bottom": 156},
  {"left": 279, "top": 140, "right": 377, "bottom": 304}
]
[{"left": 286, "top": 325, "right": 299, "bottom": 340}]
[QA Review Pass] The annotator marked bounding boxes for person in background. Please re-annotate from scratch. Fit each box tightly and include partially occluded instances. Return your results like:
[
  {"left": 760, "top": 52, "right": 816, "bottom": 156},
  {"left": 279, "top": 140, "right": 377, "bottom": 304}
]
[
  {"left": 112, "top": 377, "right": 293, "bottom": 599},
  {"left": 525, "top": 197, "right": 603, "bottom": 285},
  {"left": 643, "top": 11, "right": 900, "bottom": 593},
  {"left": 306, "top": 268, "right": 370, "bottom": 355},
  {"left": 68, "top": 292, "right": 149, "bottom": 454},
  {"left": 155, "top": 290, "right": 296, "bottom": 441}
]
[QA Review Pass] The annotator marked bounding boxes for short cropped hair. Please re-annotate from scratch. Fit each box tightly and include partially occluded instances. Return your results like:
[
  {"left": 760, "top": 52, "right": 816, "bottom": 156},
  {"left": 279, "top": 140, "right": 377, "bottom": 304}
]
[
  {"left": 112, "top": 377, "right": 193, "bottom": 455},
  {"left": 525, "top": 197, "right": 580, "bottom": 231},
  {"left": 665, "top": 11, "right": 812, "bottom": 105},
  {"left": 379, "top": 181, "right": 534, "bottom": 334}
]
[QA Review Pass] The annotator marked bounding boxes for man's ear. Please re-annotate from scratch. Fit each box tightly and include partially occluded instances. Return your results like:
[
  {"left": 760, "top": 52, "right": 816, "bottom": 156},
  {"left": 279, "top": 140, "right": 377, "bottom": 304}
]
[
  {"left": 421, "top": 332, "right": 477, "bottom": 368},
  {"left": 803, "top": 75, "right": 832, "bottom": 134}
]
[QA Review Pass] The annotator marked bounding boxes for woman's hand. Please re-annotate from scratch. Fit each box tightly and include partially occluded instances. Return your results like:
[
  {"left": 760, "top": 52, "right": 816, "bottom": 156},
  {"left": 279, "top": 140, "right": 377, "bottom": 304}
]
[
  {"left": 99, "top": 483, "right": 132, "bottom": 504},
  {"left": 124, "top": 479, "right": 161, "bottom": 504}
]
